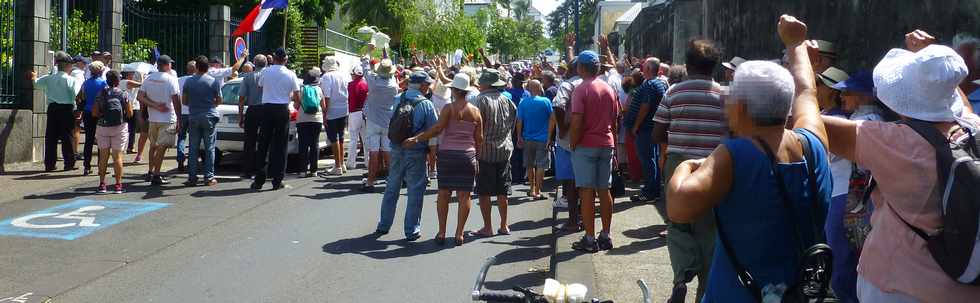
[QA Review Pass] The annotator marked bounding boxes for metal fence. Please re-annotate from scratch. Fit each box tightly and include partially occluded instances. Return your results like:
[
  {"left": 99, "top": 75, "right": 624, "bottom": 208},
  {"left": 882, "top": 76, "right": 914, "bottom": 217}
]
[
  {"left": 319, "top": 28, "right": 366, "bottom": 56},
  {"left": 123, "top": 0, "right": 208, "bottom": 74},
  {"left": 49, "top": 0, "right": 101, "bottom": 55},
  {"left": 0, "top": 0, "right": 15, "bottom": 108}
]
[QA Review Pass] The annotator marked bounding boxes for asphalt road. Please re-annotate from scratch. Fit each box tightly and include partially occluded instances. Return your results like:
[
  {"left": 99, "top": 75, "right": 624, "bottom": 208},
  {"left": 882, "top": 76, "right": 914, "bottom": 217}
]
[{"left": 0, "top": 155, "right": 555, "bottom": 303}]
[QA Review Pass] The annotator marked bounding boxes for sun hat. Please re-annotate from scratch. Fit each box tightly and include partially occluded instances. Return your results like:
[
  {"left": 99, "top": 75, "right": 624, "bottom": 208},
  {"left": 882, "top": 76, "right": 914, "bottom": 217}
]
[
  {"left": 321, "top": 56, "right": 338, "bottom": 72},
  {"left": 832, "top": 70, "right": 873, "bottom": 95},
  {"left": 450, "top": 73, "right": 470, "bottom": 90},
  {"left": 818, "top": 67, "right": 850, "bottom": 88},
  {"left": 722, "top": 56, "right": 747, "bottom": 71},
  {"left": 351, "top": 65, "right": 363, "bottom": 76},
  {"left": 873, "top": 44, "right": 967, "bottom": 122},
  {"left": 479, "top": 69, "right": 506, "bottom": 87},
  {"left": 376, "top": 59, "right": 393, "bottom": 77},
  {"left": 814, "top": 40, "right": 838, "bottom": 58}
]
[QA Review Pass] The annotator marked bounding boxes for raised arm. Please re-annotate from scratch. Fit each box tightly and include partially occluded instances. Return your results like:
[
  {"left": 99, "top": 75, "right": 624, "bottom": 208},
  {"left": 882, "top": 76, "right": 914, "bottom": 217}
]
[
  {"left": 780, "top": 15, "right": 828, "bottom": 148},
  {"left": 666, "top": 145, "right": 734, "bottom": 223},
  {"left": 479, "top": 48, "right": 494, "bottom": 68},
  {"left": 598, "top": 35, "right": 616, "bottom": 66}
]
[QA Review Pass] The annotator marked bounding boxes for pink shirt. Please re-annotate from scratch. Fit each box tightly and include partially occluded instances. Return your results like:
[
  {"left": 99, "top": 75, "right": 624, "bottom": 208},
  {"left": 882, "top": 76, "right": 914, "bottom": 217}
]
[
  {"left": 855, "top": 115, "right": 980, "bottom": 302},
  {"left": 571, "top": 78, "right": 620, "bottom": 148}
]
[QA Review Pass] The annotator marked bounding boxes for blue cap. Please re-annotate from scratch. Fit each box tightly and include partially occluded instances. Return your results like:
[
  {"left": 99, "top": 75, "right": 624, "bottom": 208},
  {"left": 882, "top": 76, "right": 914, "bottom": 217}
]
[
  {"left": 832, "top": 70, "right": 874, "bottom": 95},
  {"left": 409, "top": 70, "right": 434, "bottom": 84},
  {"left": 577, "top": 50, "right": 600, "bottom": 66}
]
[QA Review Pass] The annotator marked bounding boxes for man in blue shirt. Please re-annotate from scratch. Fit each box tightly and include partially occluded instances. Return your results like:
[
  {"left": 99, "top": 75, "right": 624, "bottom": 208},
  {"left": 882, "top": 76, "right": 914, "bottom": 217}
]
[
  {"left": 624, "top": 57, "right": 668, "bottom": 203},
  {"left": 181, "top": 56, "right": 223, "bottom": 186},
  {"left": 375, "top": 71, "right": 438, "bottom": 241},
  {"left": 77, "top": 61, "right": 108, "bottom": 175},
  {"left": 506, "top": 72, "right": 531, "bottom": 184},
  {"left": 516, "top": 80, "right": 555, "bottom": 200}
]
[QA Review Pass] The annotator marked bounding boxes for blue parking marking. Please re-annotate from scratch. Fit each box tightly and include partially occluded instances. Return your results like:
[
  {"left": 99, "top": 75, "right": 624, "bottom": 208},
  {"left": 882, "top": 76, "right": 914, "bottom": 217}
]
[{"left": 0, "top": 199, "right": 169, "bottom": 240}]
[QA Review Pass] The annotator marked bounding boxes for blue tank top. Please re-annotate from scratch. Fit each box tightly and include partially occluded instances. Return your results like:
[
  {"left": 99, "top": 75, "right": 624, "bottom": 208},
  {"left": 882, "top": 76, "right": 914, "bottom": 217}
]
[{"left": 702, "top": 129, "right": 832, "bottom": 303}]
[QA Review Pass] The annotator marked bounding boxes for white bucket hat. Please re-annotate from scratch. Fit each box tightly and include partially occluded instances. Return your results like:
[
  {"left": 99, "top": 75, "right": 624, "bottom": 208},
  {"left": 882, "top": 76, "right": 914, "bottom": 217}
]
[
  {"left": 873, "top": 44, "right": 967, "bottom": 122},
  {"left": 321, "top": 56, "right": 338, "bottom": 72},
  {"left": 450, "top": 73, "right": 470, "bottom": 90}
]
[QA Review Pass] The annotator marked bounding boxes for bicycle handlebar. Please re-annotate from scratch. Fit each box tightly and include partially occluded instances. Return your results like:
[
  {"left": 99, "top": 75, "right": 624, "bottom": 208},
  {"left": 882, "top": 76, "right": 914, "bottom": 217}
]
[
  {"left": 472, "top": 256, "right": 497, "bottom": 300},
  {"left": 477, "top": 290, "right": 537, "bottom": 303}
]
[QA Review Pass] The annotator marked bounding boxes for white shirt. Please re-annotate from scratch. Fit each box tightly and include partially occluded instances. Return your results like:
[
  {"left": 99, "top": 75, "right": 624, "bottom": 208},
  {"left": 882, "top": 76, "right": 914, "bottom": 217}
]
[
  {"left": 431, "top": 80, "right": 452, "bottom": 111},
  {"left": 602, "top": 69, "right": 626, "bottom": 107},
  {"left": 208, "top": 67, "right": 233, "bottom": 88},
  {"left": 70, "top": 69, "right": 85, "bottom": 93},
  {"left": 141, "top": 71, "right": 180, "bottom": 123},
  {"left": 178, "top": 75, "right": 191, "bottom": 114},
  {"left": 120, "top": 79, "right": 140, "bottom": 110},
  {"left": 319, "top": 70, "right": 351, "bottom": 119},
  {"left": 259, "top": 65, "right": 300, "bottom": 105},
  {"left": 297, "top": 85, "right": 324, "bottom": 124}
]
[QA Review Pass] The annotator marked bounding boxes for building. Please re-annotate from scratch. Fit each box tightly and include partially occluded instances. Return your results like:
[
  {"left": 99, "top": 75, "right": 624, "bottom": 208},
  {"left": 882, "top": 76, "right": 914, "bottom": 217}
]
[
  {"left": 594, "top": 0, "right": 647, "bottom": 58},
  {"left": 463, "top": 0, "right": 510, "bottom": 18}
]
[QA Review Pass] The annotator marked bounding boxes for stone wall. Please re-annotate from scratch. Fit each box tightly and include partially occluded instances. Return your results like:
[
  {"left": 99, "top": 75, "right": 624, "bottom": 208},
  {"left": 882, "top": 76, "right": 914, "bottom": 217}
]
[{"left": 627, "top": 0, "right": 980, "bottom": 72}]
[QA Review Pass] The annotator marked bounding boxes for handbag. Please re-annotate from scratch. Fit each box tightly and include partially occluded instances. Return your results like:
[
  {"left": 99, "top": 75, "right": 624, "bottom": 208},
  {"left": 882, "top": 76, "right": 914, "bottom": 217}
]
[
  {"left": 714, "top": 132, "right": 835, "bottom": 303},
  {"left": 611, "top": 167, "right": 626, "bottom": 198}
]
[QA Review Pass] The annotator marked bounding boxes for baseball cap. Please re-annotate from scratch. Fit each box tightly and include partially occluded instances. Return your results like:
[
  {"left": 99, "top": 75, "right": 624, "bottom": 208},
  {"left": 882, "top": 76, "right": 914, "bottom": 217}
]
[
  {"left": 209, "top": 57, "right": 223, "bottom": 65},
  {"left": 832, "top": 70, "right": 873, "bottom": 95},
  {"left": 409, "top": 70, "right": 434, "bottom": 84},
  {"left": 577, "top": 50, "right": 600, "bottom": 66},
  {"left": 273, "top": 47, "right": 288, "bottom": 60},
  {"left": 157, "top": 55, "right": 173, "bottom": 65}
]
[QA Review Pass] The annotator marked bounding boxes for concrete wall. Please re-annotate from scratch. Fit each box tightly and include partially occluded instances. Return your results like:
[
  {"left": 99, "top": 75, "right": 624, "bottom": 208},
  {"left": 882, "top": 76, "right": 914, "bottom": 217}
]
[
  {"left": 627, "top": 0, "right": 980, "bottom": 72},
  {"left": 0, "top": 110, "right": 36, "bottom": 169}
]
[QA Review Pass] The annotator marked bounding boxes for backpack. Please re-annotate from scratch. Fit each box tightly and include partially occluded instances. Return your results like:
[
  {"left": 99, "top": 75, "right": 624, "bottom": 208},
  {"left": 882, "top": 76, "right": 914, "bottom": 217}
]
[
  {"left": 884, "top": 120, "right": 980, "bottom": 285},
  {"left": 388, "top": 93, "right": 423, "bottom": 144},
  {"left": 98, "top": 87, "right": 126, "bottom": 127},
  {"left": 300, "top": 85, "right": 321, "bottom": 114}
]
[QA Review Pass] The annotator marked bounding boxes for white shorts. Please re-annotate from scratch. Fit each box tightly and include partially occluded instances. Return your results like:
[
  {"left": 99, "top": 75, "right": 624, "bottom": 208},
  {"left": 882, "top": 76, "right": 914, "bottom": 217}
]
[{"left": 364, "top": 121, "right": 391, "bottom": 152}]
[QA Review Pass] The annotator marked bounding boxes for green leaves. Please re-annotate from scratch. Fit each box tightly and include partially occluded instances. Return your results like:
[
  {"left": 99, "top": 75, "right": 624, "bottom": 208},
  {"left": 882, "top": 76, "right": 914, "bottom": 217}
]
[{"left": 485, "top": 8, "right": 546, "bottom": 61}]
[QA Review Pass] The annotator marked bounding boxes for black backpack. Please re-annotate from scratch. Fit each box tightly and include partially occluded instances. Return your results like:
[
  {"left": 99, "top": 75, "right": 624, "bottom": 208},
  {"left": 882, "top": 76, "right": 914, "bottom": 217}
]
[
  {"left": 388, "top": 93, "right": 423, "bottom": 144},
  {"left": 878, "top": 120, "right": 980, "bottom": 285},
  {"left": 98, "top": 87, "right": 126, "bottom": 127}
]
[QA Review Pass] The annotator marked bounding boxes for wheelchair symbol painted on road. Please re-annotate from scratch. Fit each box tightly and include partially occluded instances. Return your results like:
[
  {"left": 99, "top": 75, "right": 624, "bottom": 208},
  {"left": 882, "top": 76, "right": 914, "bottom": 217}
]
[{"left": 0, "top": 199, "right": 168, "bottom": 240}]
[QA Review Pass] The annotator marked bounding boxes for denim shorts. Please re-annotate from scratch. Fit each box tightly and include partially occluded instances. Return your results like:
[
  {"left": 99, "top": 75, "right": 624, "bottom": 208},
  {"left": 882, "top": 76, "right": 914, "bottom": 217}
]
[
  {"left": 522, "top": 140, "right": 551, "bottom": 169},
  {"left": 555, "top": 146, "right": 575, "bottom": 181},
  {"left": 571, "top": 146, "right": 613, "bottom": 189}
]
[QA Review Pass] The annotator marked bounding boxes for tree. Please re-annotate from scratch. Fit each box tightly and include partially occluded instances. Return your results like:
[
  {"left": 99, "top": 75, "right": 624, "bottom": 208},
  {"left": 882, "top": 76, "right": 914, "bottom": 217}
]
[
  {"left": 495, "top": 0, "right": 512, "bottom": 18},
  {"left": 512, "top": 0, "right": 530, "bottom": 21},
  {"left": 546, "top": 0, "right": 597, "bottom": 52},
  {"left": 340, "top": 0, "right": 416, "bottom": 48},
  {"left": 485, "top": 7, "right": 546, "bottom": 61},
  {"left": 402, "top": 0, "right": 486, "bottom": 56}
]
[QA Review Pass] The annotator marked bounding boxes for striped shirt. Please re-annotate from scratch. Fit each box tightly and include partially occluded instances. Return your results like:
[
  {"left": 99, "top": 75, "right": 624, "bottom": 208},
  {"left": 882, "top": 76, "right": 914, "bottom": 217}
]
[
  {"left": 652, "top": 79, "right": 726, "bottom": 157},
  {"left": 475, "top": 90, "right": 517, "bottom": 163}
]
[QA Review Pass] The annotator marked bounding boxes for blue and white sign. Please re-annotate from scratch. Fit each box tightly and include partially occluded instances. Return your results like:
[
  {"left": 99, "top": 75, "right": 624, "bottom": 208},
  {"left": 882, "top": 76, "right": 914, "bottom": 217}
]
[{"left": 0, "top": 199, "right": 169, "bottom": 240}]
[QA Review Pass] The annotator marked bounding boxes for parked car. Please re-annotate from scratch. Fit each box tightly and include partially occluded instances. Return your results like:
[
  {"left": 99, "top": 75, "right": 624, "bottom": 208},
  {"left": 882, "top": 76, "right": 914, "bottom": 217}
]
[{"left": 211, "top": 78, "right": 328, "bottom": 166}]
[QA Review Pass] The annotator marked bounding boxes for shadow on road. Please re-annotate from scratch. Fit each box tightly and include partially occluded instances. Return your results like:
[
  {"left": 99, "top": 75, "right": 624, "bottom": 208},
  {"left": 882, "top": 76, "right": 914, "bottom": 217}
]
[
  {"left": 321, "top": 233, "right": 448, "bottom": 259},
  {"left": 483, "top": 271, "right": 548, "bottom": 291}
]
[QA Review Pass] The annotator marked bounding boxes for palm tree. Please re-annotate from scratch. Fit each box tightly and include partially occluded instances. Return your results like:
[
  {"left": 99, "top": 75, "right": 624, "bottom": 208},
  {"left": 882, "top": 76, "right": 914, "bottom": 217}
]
[
  {"left": 495, "top": 0, "right": 512, "bottom": 18},
  {"left": 512, "top": 0, "right": 530, "bottom": 20}
]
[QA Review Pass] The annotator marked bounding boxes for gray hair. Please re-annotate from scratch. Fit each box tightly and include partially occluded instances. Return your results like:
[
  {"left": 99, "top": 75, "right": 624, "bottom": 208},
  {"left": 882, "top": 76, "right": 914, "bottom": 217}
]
[
  {"left": 253, "top": 54, "right": 268, "bottom": 68},
  {"left": 643, "top": 57, "right": 661, "bottom": 74},
  {"left": 728, "top": 61, "right": 795, "bottom": 126},
  {"left": 541, "top": 71, "right": 556, "bottom": 84}
]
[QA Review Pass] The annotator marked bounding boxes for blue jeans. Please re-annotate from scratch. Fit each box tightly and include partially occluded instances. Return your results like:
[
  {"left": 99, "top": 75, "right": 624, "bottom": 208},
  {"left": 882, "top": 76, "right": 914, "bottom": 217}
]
[
  {"left": 176, "top": 114, "right": 190, "bottom": 165},
  {"left": 187, "top": 116, "right": 218, "bottom": 181},
  {"left": 635, "top": 129, "right": 660, "bottom": 198},
  {"left": 827, "top": 194, "right": 859, "bottom": 303},
  {"left": 376, "top": 146, "right": 427, "bottom": 237}
]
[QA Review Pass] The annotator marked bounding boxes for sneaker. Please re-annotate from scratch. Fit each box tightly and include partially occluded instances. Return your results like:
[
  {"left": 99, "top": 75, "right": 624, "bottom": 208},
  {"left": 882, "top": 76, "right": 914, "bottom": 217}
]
[
  {"left": 405, "top": 233, "right": 422, "bottom": 242},
  {"left": 271, "top": 182, "right": 286, "bottom": 190},
  {"left": 113, "top": 183, "right": 124, "bottom": 194},
  {"left": 571, "top": 236, "right": 598, "bottom": 253},
  {"left": 250, "top": 182, "right": 263, "bottom": 190},
  {"left": 329, "top": 167, "right": 343, "bottom": 176},
  {"left": 158, "top": 175, "right": 171, "bottom": 184},
  {"left": 97, "top": 183, "right": 108, "bottom": 194},
  {"left": 597, "top": 234, "right": 614, "bottom": 251}
]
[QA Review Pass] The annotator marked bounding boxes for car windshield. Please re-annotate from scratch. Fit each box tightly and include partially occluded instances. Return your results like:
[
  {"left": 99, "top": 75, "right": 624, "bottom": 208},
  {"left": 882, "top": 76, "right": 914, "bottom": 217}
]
[{"left": 221, "top": 82, "right": 241, "bottom": 105}]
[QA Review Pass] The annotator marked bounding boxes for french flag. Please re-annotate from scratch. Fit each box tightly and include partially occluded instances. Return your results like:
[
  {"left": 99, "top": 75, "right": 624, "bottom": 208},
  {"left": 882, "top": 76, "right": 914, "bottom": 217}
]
[{"left": 232, "top": 0, "right": 289, "bottom": 37}]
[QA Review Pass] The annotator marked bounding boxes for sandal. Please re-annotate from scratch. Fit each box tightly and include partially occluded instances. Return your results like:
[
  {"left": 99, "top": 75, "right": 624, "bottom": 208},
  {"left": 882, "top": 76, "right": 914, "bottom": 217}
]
[
  {"left": 571, "top": 236, "right": 599, "bottom": 253},
  {"left": 471, "top": 228, "right": 493, "bottom": 237},
  {"left": 497, "top": 227, "right": 511, "bottom": 235},
  {"left": 455, "top": 236, "right": 465, "bottom": 246}
]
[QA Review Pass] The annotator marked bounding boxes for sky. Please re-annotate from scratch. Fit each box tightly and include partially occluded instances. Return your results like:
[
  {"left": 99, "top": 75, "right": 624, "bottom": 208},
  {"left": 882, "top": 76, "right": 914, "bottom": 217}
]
[{"left": 532, "top": 0, "right": 563, "bottom": 17}]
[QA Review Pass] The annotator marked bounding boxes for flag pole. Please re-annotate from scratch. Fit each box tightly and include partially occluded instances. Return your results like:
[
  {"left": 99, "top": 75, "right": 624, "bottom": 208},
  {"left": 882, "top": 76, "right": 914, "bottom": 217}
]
[{"left": 282, "top": 5, "right": 288, "bottom": 49}]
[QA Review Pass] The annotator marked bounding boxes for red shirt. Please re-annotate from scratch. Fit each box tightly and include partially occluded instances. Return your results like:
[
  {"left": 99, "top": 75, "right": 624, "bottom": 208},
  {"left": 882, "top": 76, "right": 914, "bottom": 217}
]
[
  {"left": 571, "top": 77, "right": 620, "bottom": 148},
  {"left": 347, "top": 76, "right": 368, "bottom": 112}
]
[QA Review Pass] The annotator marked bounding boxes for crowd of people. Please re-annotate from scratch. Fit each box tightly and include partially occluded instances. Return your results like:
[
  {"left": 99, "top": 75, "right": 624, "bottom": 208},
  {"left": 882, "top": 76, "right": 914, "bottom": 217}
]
[{"left": 29, "top": 13, "right": 980, "bottom": 302}]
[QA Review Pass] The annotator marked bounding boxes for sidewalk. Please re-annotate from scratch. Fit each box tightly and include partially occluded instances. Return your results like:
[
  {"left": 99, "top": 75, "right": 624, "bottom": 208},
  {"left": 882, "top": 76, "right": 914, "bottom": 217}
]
[{"left": 553, "top": 189, "right": 698, "bottom": 303}]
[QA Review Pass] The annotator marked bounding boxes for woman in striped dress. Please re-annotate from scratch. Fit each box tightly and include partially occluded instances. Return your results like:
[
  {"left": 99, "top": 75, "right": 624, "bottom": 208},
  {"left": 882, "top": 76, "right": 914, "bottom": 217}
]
[{"left": 404, "top": 73, "right": 484, "bottom": 246}]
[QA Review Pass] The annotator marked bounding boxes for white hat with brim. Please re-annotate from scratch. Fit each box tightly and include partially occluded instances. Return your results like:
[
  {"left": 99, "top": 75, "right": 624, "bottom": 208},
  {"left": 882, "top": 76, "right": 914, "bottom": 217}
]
[
  {"left": 450, "top": 73, "right": 470, "bottom": 90},
  {"left": 873, "top": 45, "right": 967, "bottom": 122}
]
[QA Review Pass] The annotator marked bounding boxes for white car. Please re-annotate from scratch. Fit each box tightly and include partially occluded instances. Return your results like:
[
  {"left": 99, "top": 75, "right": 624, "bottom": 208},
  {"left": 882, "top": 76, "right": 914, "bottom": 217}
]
[{"left": 213, "top": 78, "right": 329, "bottom": 166}]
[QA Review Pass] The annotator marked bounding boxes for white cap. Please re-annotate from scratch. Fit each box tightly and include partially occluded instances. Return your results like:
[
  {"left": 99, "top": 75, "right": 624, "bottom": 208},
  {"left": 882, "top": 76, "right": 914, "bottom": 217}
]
[
  {"left": 874, "top": 44, "right": 967, "bottom": 122},
  {"left": 352, "top": 65, "right": 364, "bottom": 76},
  {"left": 450, "top": 73, "right": 470, "bottom": 90}
]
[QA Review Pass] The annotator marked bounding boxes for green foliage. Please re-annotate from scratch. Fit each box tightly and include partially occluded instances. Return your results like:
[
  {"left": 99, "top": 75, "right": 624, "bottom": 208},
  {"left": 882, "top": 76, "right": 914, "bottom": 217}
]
[
  {"left": 546, "top": 0, "right": 597, "bottom": 52},
  {"left": 1, "top": 0, "right": 12, "bottom": 71},
  {"left": 401, "top": 0, "right": 486, "bottom": 56},
  {"left": 122, "top": 38, "right": 159, "bottom": 64},
  {"left": 50, "top": 10, "right": 100, "bottom": 56},
  {"left": 485, "top": 8, "right": 547, "bottom": 61}
]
